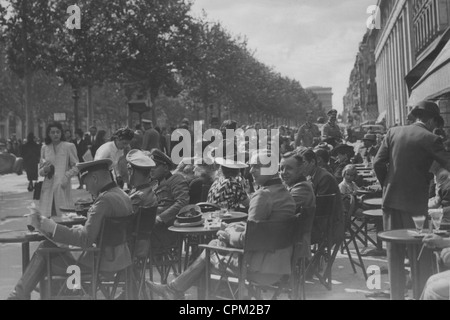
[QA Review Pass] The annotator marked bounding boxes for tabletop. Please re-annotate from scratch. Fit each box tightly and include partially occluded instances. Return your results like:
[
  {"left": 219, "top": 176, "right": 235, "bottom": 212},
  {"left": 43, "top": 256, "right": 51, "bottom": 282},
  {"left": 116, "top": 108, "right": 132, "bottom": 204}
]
[
  {"left": 363, "top": 198, "right": 382, "bottom": 207},
  {"left": 363, "top": 177, "right": 379, "bottom": 183},
  {"left": 363, "top": 209, "right": 383, "bottom": 217},
  {"left": 0, "top": 230, "right": 45, "bottom": 243},
  {"left": 377, "top": 229, "right": 426, "bottom": 245}
]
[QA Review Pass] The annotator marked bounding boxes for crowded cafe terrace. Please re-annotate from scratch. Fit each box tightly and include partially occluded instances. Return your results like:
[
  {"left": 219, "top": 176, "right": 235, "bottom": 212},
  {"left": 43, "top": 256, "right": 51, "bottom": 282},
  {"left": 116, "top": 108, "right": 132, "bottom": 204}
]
[{"left": 1, "top": 112, "right": 450, "bottom": 301}]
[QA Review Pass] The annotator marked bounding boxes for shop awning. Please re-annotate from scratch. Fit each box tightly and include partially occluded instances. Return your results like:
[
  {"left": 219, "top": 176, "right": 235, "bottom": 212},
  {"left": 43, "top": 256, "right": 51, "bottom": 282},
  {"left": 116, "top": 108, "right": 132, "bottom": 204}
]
[{"left": 408, "top": 39, "right": 450, "bottom": 106}]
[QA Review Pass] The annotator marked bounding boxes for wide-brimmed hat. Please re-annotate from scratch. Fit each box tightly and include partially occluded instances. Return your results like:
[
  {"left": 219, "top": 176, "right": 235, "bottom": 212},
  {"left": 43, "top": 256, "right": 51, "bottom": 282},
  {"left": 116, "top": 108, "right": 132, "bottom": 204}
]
[
  {"left": 126, "top": 149, "right": 155, "bottom": 168},
  {"left": 314, "top": 142, "right": 333, "bottom": 152},
  {"left": 331, "top": 144, "right": 355, "bottom": 157},
  {"left": 362, "top": 134, "right": 377, "bottom": 142},
  {"left": 77, "top": 159, "right": 113, "bottom": 180},
  {"left": 410, "top": 101, "right": 439, "bottom": 117},
  {"left": 215, "top": 156, "right": 248, "bottom": 169}
]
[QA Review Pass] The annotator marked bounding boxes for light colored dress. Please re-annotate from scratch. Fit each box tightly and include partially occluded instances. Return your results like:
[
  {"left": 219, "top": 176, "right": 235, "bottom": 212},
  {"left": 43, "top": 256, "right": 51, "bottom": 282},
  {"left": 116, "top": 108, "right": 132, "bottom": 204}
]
[{"left": 39, "top": 142, "right": 79, "bottom": 217}]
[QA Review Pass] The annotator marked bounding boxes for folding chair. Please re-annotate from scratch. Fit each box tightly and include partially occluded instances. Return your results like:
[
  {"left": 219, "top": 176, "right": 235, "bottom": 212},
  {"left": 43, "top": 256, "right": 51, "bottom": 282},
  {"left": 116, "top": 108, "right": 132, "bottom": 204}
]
[
  {"left": 341, "top": 195, "right": 367, "bottom": 279},
  {"left": 200, "top": 216, "right": 298, "bottom": 300},
  {"left": 306, "top": 194, "right": 340, "bottom": 290},
  {"left": 130, "top": 206, "right": 157, "bottom": 299},
  {"left": 39, "top": 215, "right": 135, "bottom": 300}
]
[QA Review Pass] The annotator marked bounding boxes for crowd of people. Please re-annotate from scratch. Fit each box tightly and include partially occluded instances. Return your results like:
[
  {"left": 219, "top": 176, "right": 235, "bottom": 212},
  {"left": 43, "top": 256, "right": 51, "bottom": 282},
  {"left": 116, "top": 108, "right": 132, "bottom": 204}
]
[{"left": 4, "top": 100, "right": 450, "bottom": 300}]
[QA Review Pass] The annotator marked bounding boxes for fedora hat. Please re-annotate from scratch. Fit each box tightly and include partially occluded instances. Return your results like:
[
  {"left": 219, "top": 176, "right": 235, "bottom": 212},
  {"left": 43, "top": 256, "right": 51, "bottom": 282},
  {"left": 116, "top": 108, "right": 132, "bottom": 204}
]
[
  {"left": 410, "top": 101, "right": 440, "bottom": 118},
  {"left": 126, "top": 149, "right": 155, "bottom": 168},
  {"left": 362, "top": 134, "right": 377, "bottom": 142},
  {"left": 76, "top": 159, "right": 113, "bottom": 180}
]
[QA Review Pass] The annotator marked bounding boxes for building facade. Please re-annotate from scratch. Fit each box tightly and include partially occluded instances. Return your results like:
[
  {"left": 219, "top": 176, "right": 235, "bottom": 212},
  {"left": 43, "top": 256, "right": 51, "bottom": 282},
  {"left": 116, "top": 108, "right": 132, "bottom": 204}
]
[
  {"left": 306, "top": 86, "right": 333, "bottom": 113},
  {"left": 343, "top": 30, "right": 379, "bottom": 127},
  {"left": 375, "top": 0, "right": 450, "bottom": 127}
]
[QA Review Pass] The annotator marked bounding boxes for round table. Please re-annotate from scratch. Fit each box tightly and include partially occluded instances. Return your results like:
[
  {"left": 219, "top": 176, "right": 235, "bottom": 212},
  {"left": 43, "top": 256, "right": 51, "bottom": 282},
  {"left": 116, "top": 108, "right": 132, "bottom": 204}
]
[
  {"left": 363, "top": 198, "right": 382, "bottom": 208},
  {"left": 363, "top": 177, "right": 379, "bottom": 183},
  {"left": 377, "top": 229, "right": 427, "bottom": 300},
  {"left": 360, "top": 209, "right": 385, "bottom": 256}
]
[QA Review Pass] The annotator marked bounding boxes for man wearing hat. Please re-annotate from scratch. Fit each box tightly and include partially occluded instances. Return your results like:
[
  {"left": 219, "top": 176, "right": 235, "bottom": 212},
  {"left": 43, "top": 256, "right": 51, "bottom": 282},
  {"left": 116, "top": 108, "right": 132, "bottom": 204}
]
[
  {"left": 126, "top": 149, "right": 158, "bottom": 212},
  {"left": 148, "top": 148, "right": 189, "bottom": 248},
  {"left": 322, "top": 109, "right": 342, "bottom": 146},
  {"left": 142, "top": 119, "right": 161, "bottom": 152},
  {"left": 374, "top": 100, "right": 450, "bottom": 300},
  {"left": 295, "top": 110, "right": 321, "bottom": 148},
  {"left": 330, "top": 144, "right": 355, "bottom": 183},
  {"left": 358, "top": 133, "right": 379, "bottom": 165},
  {"left": 8, "top": 159, "right": 133, "bottom": 300}
]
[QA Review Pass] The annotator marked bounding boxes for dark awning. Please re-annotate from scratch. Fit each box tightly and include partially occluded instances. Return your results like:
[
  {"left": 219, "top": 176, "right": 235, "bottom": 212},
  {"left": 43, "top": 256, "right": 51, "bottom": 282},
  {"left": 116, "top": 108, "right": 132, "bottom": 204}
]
[{"left": 408, "top": 39, "right": 450, "bottom": 106}]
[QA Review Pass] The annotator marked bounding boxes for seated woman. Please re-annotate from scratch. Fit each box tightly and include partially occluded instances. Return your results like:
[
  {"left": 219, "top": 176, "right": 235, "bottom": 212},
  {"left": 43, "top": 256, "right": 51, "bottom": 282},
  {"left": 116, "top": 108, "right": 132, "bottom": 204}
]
[
  {"left": 207, "top": 156, "right": 250, "bottom": 210},
  {"left": 330, "top": 144, "right": 354, "bottom": 184},
  {"left": 339, "top": 165, "right": 363, "bottom": 217},
  {"left": 428, "top": 160, "right": 450, "bottom": 223}
]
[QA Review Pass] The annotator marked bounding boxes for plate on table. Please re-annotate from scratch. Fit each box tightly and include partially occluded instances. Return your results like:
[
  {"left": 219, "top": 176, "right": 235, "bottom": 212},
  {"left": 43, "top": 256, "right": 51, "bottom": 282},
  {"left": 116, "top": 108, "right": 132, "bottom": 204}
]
[
  {"left": 60, "top": 207, "right": 76, "bottom": 213},
  {"left": 173, "top": 218, "right": 205, "bottom": 228}
]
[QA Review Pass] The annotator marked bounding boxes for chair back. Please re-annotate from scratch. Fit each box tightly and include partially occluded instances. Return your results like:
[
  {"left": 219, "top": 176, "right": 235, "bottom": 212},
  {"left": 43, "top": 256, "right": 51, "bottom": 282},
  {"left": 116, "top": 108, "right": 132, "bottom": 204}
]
[
  {"left": 98, "top": 215, "right": 135, "bottom": 249},
  {"left": 134, "top": 206, "right": 157, "bottom": 241},
  {"left": 311, "top": 194, "right": 336, "bottom": 245},
  {"left": 244, "top": 216, "right": 297, "bottom": 252}
]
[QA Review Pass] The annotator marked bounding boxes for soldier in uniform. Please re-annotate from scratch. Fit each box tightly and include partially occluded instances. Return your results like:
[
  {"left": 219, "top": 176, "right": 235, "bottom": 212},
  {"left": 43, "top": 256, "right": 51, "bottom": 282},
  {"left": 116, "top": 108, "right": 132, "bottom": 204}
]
[
  {"left": 295, "top": 110, "right": 321, "bottom": 148},
  {"left": 126, "top": 149, "right": 158, "bottom": 212},
  {"left": 322, "top": 109, "right": 343, "bottom": 147},
  {"left": 148, "top": 149, "right": 190, "bottom": 249}
]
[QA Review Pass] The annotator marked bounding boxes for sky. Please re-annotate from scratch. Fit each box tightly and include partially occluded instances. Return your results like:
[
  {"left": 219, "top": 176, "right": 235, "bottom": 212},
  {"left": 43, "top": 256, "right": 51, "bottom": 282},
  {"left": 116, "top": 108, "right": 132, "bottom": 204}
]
[{"left": 191, "top": 0, "right": 376, "bottom": 113}]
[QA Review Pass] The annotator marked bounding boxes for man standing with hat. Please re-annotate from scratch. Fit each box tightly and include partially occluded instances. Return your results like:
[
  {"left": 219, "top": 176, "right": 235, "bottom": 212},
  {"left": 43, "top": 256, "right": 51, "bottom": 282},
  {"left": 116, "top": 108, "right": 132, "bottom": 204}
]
[
  {"left": 148, "top": 148, "right": 189, "bottom": 249},
  {"left": 141, "top": 119, "right": 161, "bottom": 152},
  {"left": 295, "top": 110, "right": 321, "bottom": 148},
  {"left": 374, "top": 100, "right": 450, "bottom": 300},
  {"left": 7, "top": 159, "right": 133, "bottom": 300},
  {"left": 126, "top": 149, "right": 158, "bottom": 212},
  {"left": 322, "top": 109, "right": 342, "bottom": 146}
]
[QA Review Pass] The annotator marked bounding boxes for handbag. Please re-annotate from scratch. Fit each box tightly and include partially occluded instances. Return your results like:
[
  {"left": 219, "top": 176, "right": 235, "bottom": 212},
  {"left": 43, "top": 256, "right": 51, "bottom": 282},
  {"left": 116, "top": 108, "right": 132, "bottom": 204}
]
[{"left": 33, "top": 181, "right": 43, "bottom": 200}]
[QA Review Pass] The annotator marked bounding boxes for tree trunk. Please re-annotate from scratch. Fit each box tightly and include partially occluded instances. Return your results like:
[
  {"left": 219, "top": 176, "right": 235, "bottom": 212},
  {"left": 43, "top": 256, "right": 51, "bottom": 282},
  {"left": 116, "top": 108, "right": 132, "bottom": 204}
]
[
  {"left": 21, "top": 0, "right": 33, "bottom": 136},
  {"left": 86, "top": 85, "right": 93, "bottom": 131}
]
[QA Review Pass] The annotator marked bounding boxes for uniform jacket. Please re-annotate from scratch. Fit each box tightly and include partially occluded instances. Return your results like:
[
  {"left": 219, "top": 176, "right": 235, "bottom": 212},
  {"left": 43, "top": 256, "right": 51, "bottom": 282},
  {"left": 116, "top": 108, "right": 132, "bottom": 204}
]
[
  {"left": 322, "top": 122, "right": 342, "bottom": 141},
  {"left": 295, "top": 122, "right": 321, "bottom": 148},
  {"left": 39, "top": 142, "right": 79, "bottom": 217},
  {"left": 153, "top": 172, "right": 190, "bottom": 224},
  {"left": 374, "top": 122, "right": 449, "bottom": 215},
  {"left": 52, "top": 184, "right": 133, "bottom": 272},
  {"left": 228, "top": 179, "right": 296, "bottom": 277},
  {"left": 129, "top": 183, "right": 158, "bottom": 213}
]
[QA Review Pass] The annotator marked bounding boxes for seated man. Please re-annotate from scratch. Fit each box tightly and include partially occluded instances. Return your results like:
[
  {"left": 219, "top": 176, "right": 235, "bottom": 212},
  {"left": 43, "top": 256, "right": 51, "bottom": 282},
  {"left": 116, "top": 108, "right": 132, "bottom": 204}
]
[
  {"left": 7, "top": 159, "right": 133, "bottom": 300},
  {"left": 148, "top": 149, "right": 190, "bottom": 249},
  {"left": 421, "top": 234, "right": 450, "bottom": 300},
  {"left": 147, "top": 150, "right": 296, "bottom": 299}
]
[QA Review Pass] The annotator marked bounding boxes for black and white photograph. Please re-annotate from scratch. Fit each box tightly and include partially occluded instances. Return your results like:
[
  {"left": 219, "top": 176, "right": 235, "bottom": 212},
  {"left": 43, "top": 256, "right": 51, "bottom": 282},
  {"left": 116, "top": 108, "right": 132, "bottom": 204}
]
[{"left": 1, "top": 0, "right": 450, "bottom": 302}]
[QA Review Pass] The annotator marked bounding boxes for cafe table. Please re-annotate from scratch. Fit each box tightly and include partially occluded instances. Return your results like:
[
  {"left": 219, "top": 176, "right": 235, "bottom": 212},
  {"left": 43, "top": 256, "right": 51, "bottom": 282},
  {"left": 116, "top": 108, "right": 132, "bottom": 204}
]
[
  {"left": 0, "top": 215, "right": 87, "bottom": 274},
  {"left": 377, "top": 229, "right": 432, "bottom": 300},
  {"left": 363, "top": 198, "right": 382, "bottom": 208},
  {"left": 169, "top": 211, "right": 248, "bottom": 272},
  {"left": 363, "top": 177, "right": 379, "bottom": 184}
]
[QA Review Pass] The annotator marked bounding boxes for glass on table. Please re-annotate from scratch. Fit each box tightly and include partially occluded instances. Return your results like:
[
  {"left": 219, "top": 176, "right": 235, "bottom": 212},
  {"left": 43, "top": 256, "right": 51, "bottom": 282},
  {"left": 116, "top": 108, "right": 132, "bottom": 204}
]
[{"left": 412, "top": 215, "right": 426, "bottom": 234}]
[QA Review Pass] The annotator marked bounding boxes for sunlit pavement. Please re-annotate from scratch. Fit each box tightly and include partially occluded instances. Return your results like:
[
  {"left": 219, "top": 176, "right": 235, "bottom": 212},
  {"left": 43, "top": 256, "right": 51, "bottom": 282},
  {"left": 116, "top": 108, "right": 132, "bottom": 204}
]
[{"left": 0, "top": 174, "right": 402, "bottom": 300}]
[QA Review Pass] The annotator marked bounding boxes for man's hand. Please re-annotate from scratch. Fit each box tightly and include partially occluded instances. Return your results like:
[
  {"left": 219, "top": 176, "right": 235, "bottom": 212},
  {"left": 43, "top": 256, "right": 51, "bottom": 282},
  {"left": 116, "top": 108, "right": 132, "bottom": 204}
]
[
  {"left": 155, "top": 215, "right": 164, "bottom": 227},
  {"left": 217, "top": 230, "right": 230, "bottom": 244},
  {"left": 423, "top": 234, "right": 450, "bottom": 249}
]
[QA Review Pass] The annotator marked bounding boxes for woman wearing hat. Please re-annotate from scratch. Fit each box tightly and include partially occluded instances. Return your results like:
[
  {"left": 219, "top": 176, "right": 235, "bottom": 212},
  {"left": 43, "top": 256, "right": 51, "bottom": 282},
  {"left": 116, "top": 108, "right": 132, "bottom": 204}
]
[
  {"left": 330, "top": 144, "right": 355, "bottom": 183},
  {"left": 207, "top": 157, "right": 250, "bottom": 210}
]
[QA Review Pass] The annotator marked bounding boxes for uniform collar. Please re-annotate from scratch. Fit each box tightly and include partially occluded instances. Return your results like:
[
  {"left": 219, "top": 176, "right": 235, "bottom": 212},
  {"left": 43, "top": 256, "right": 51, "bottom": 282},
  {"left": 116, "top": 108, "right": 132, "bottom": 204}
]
[{"left": 99, "top": 182, "right": 117, "bottom": 194}]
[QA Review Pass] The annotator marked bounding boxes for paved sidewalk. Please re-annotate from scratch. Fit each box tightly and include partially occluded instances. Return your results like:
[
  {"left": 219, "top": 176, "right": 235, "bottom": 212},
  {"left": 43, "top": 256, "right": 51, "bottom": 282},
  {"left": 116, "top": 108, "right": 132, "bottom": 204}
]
[{"left": 0, "top": 173, "right": 396, "bottom": 300}]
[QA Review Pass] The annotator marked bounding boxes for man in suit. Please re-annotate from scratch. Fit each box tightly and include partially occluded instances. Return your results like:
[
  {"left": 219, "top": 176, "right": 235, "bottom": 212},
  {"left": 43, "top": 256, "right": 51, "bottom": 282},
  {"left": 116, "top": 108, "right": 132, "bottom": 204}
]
[
  {"left": 147, "top": 150, "right": 296, "bottom": 299},
  {"left": 7, "top": 159, "right": 133, "bottom": 300},
  {"left": 73, "top": 128, "right": 88, "bottom": 189},
  {"left": 86, "top": 126, "right": 99, "bottom": 158},
  {"left": 373, "top": 100, "right": 450, "bottom": 300},
  {"left": 141, "top": 119, "right": 161, "bottom": 151}
]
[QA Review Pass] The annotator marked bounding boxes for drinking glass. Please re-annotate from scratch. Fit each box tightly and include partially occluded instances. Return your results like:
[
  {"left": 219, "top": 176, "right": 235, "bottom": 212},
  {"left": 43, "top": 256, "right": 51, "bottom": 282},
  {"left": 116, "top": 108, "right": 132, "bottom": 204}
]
[{"left": 412, "top": 215, "right": 426, "bottom": 234}]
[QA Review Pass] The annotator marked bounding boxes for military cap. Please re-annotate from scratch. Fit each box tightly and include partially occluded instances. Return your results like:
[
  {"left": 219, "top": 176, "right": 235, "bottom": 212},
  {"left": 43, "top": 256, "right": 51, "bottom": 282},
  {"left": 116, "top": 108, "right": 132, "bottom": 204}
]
[
  {"left": 362, "top": 134, "right": 377, "bottom": 142},
  {"left": 149, "top": 148, "right": 175, "bottom": 168},
  {"left": 126, "top": 149, "right": 156, "bottom": 168},
  {"left": 142, "top": 119, "right": 152, "bottom": 124},
  {"left": 76, "top": 159, "right": 113, "bottom": 180}
]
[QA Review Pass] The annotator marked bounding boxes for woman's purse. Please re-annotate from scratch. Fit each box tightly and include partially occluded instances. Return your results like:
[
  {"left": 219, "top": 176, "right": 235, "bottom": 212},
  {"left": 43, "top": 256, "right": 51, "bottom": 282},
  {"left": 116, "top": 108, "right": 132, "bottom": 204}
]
[{"left": 33, "top": 181, "right": 43, "bottom": 200}]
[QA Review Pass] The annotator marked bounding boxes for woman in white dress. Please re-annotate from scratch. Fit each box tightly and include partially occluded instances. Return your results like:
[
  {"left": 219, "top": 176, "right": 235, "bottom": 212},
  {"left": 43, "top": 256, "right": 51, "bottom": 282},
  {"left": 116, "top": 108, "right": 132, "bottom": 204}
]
[{"left": 38, "top": 122, "right": 79, "bottom": 217}]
